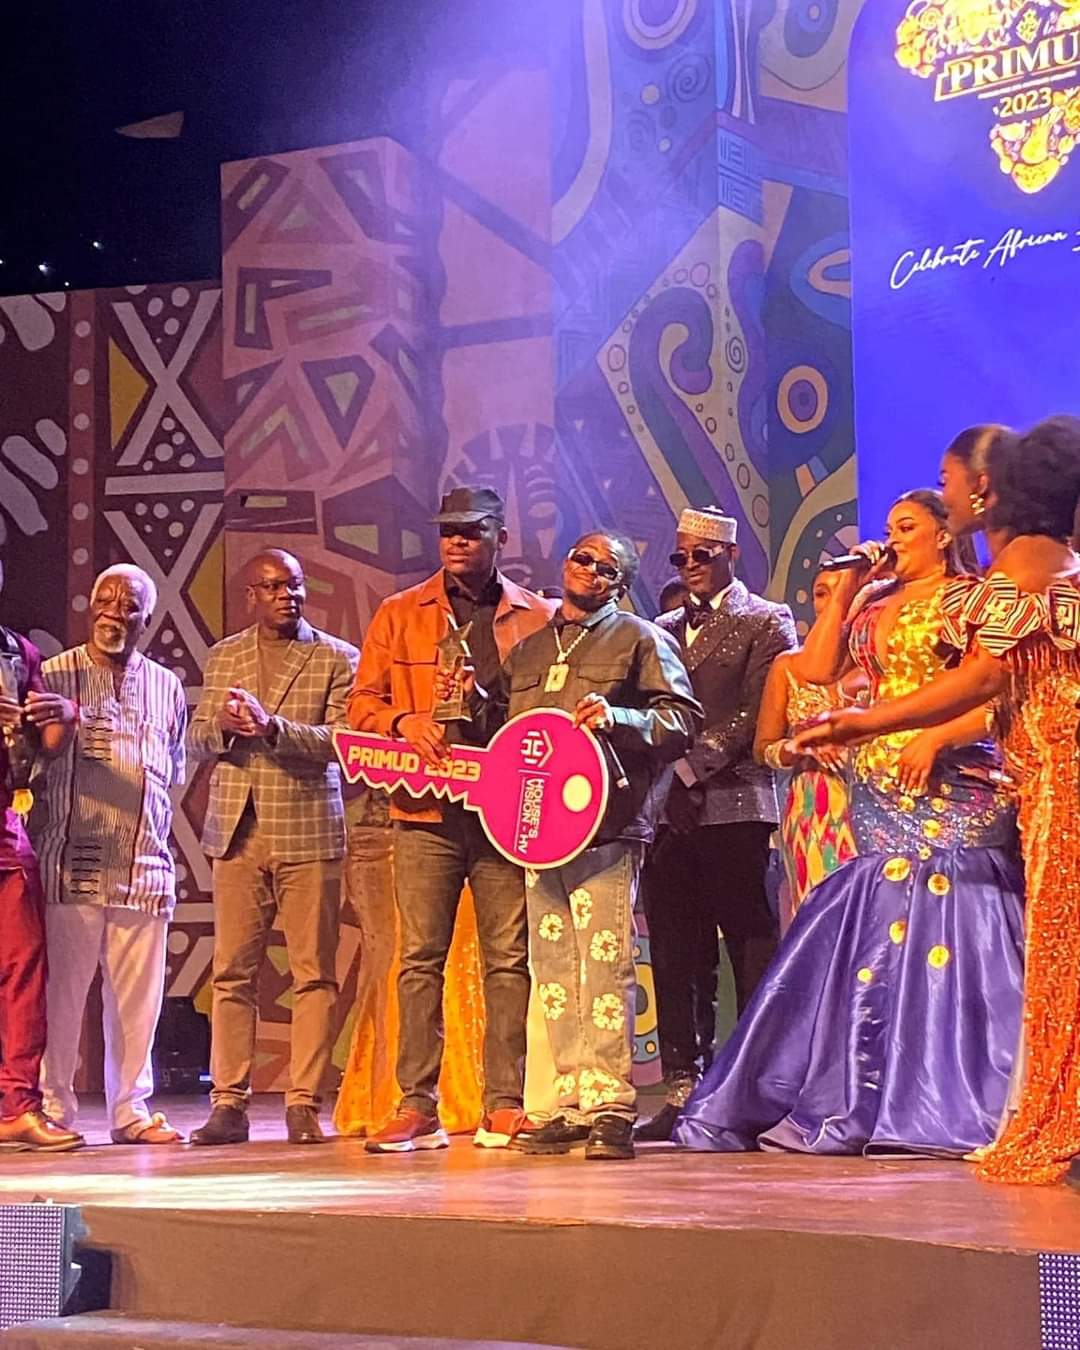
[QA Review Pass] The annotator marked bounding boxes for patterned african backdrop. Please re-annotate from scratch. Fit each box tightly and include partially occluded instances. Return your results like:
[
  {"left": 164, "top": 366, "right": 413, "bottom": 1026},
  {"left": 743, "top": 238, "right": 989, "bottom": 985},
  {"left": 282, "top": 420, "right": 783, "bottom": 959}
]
[{"left": 0, "top": 0, "right": 866, "bottom": 1091}]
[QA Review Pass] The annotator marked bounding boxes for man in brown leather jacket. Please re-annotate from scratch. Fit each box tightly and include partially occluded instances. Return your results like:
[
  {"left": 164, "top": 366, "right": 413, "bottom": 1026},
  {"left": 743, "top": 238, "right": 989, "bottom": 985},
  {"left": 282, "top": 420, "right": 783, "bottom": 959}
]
[{"left": 347, "top": 486, "right": 554, "bottom": 1154}]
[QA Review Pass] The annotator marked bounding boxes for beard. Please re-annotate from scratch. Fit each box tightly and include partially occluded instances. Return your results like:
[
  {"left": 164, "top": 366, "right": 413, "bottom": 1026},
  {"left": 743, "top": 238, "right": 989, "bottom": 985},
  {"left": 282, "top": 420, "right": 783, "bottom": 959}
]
[
  {"left": 563, "top": 585, "right": 610, "bottom": 612},
  {"left": 94, "top": 624, "right": 127, "bottom": 655}
]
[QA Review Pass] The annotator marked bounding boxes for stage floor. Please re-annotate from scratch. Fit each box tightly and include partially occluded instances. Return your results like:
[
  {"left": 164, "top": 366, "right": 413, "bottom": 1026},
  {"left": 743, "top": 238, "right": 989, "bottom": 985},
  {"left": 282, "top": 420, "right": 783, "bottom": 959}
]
[
  {"left": 0, "top": 1095, "right": 1076, "bottom": 1251},
  {"left": 0, "top": 1097, "right": 1072, "bottom": 1348}
]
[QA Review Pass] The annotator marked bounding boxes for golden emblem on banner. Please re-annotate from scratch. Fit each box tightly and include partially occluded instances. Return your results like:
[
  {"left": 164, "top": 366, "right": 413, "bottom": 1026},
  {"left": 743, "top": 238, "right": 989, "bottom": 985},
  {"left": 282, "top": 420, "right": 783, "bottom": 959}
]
[{"left": 894, "top": 0, "right": 1080, "bottom": 192}]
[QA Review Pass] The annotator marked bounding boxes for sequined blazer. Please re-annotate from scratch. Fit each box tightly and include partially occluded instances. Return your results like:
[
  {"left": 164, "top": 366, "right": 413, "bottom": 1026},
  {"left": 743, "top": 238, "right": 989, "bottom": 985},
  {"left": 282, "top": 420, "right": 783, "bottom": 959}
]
[{"left": 656, "top": 580, "right": 797, "bottom": 827}]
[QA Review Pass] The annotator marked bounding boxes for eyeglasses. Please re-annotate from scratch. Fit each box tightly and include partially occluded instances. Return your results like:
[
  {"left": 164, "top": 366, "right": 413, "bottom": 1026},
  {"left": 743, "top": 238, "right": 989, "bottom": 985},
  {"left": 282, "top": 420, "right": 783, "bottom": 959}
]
[
  {"left": 438, "top": 520, "right": 497, "bottom": 541},
  {"left": 567, "top": 549, "right": 622, "bottom": 583},
  {"left": 252, "top": 579, "right": 305, "bottom": 596},
  {"left": 668, "top": 544, "right": 729, "bottom": 568}
]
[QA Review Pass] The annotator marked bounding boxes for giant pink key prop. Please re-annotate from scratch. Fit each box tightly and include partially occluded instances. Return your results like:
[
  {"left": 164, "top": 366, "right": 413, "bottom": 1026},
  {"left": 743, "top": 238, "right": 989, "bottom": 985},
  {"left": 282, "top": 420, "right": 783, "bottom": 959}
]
[{"left": 332, "top": 708, "right": 609, "bottom": 869}]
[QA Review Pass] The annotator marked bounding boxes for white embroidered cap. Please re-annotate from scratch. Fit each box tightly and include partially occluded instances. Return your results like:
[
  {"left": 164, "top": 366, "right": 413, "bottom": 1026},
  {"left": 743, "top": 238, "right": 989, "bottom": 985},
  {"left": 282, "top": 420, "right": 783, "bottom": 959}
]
[{"left": 677, "top": 506, "right": 737, "bottom": 544}]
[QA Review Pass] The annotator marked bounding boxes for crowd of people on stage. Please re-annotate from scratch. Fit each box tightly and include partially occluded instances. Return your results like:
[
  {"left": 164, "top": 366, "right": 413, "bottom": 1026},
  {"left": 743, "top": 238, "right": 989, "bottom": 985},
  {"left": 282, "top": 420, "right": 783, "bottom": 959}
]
[{"left": 0, "top": 413, "right": 1078, "bottom": 1182}]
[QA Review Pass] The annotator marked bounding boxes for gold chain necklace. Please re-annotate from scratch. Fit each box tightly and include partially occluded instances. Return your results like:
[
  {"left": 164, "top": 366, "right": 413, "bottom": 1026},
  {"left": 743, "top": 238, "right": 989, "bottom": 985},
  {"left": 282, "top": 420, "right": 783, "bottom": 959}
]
[{"left": 545, "top": 625, "right": 590, "bottom": 693}]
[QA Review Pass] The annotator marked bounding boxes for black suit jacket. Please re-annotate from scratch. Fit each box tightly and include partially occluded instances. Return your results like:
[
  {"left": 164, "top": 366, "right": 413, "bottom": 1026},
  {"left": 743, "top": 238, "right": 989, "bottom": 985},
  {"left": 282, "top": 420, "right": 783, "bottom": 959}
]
[{"left": 656, "top": 580, "right": 796, "bottom": 826}]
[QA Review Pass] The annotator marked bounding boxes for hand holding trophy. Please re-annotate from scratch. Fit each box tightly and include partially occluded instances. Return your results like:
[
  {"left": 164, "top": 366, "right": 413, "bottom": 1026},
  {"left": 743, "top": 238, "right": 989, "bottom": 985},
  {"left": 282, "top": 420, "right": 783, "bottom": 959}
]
[{"left": 432, "top": 621, "right": 474, "bottom": 723}]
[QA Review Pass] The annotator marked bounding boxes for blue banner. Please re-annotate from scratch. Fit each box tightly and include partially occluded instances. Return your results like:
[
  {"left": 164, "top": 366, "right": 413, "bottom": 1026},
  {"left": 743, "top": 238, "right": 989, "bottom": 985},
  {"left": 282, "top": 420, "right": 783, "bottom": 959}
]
[{"left": 848, "top": 0, "right": 1080, "bottom": 535}]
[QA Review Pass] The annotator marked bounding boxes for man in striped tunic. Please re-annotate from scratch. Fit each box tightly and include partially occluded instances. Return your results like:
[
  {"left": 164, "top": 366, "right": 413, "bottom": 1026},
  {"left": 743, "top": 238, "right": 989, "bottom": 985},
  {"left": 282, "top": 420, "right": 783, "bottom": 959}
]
[{"left": 33, "top": 564, "right": 187, "bottom": 1144}]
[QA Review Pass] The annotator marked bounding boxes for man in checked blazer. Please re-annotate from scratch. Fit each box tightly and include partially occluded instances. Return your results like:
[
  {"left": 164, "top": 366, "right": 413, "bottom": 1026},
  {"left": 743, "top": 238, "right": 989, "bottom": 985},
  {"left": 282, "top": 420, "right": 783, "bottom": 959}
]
[{"left": 188, "top": 548, "right": 358, "bottom": 1147}]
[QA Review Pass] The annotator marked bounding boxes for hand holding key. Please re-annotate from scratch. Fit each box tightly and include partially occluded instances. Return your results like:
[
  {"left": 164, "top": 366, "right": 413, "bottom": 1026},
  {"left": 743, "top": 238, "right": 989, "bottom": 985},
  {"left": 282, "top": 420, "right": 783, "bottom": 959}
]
[
  {"left": 396, "top": 712, "right": 450, "bottom": 769},
  {"left": 335, "top": 708, "right": 610, "bottom": 868}
]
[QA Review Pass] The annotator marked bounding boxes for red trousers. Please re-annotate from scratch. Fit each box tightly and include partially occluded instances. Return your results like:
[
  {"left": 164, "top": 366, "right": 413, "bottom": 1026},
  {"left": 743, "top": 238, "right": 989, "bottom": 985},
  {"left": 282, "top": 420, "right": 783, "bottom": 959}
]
[{"left": 0, "top": 865, "right": 46, "bottom": 1118}]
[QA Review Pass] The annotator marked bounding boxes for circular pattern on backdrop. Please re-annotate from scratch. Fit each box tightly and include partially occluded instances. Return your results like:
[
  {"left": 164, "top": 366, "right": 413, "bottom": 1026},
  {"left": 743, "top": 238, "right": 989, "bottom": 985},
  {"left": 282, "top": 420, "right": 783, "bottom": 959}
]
[
  {"left": 778, "top": 365, "right": 828, "bottom": 434},
  {"left": 623, "top": 0, "right": 699, "bottom": 49},
  {"left": 625, "top": 109, "right": 656, "bottom": 157},
  {"left": 784, "top": 0, "right": 839, "bottom": 59},
  {"left": 667, "top": 52, "right": 712, "bottom": 103},
  {"left": 725, "top": 334, "right": 746, "bottom": 375}
]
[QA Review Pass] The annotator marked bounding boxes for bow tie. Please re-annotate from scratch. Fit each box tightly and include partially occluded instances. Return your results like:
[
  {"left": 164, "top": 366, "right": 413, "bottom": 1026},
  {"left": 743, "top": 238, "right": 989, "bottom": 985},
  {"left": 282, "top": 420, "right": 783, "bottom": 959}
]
[{"left": 685, "top": 602, "right": 711, "bottom": 631}]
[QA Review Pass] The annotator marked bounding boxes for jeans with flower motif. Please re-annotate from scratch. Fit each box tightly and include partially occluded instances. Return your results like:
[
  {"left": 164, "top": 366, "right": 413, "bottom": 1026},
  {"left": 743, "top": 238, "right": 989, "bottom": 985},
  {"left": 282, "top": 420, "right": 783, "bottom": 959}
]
[{"left": 526, "top": 840, "right": 642, "bottom": 1123}]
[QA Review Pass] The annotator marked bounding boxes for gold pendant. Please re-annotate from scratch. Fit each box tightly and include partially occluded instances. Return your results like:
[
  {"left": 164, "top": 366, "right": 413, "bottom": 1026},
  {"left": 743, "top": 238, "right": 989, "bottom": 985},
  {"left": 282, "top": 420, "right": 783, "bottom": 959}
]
[
  {"left": 11, "top": 787, "right": 33, "bottom": 817},
  {"left": 545, "top": 663, "right": 569, "bottom": 693}
]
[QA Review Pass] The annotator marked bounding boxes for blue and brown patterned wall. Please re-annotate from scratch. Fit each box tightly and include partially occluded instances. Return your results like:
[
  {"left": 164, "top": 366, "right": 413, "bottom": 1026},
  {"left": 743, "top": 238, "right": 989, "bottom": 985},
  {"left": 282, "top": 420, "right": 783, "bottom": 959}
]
[{"left": 0, "top": 0, "right": 867, "bottom": 1086}]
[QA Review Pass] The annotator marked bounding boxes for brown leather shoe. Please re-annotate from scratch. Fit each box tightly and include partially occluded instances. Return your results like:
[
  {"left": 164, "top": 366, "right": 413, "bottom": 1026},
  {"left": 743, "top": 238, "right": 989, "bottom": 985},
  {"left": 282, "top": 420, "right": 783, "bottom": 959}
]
[
  {"left": 111, "top": 1112, "right": 183, "bottom": 1145},
  {"left": 190, "top": 1105, "right": 249, "bottom": 1146},
  {"left": 0, "top": 1111, "right": 84, "bottom": 1152},
  {"left": 285, "top": 1105, "right": 326, "bottom": 1145}
]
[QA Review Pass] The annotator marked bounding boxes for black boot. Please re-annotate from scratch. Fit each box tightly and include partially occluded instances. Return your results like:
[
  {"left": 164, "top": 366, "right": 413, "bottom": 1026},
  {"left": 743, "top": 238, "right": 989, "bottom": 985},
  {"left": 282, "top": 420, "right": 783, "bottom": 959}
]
[
  {"left": 190, "top": 1105, "right": 249, "bottom": 1146},
  {"left": 634, "top": 1101, "right": 681, "bottom": 1142},
  {"left": 586, "top": 1114, "right": 635, "bottom": 1161},
  {"left": 515, "top": 1115, "right": 591, "bottom": 1155}
]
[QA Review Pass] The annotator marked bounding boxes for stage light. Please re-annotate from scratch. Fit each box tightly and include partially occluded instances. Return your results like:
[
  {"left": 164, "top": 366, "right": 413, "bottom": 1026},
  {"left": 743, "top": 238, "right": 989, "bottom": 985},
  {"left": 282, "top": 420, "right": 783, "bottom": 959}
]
[
  {"left": 91, "top": 240, "right": 104, "bottom": 251},
  {"left": 37, "top": 262, "right": 51, "bottom": 275}
]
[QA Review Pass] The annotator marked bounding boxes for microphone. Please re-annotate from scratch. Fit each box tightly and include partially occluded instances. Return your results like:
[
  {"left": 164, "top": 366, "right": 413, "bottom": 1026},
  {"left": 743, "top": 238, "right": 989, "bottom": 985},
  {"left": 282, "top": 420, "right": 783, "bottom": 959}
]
[{"left": 819, "top": 545, "right": 895, "bottom": 573}]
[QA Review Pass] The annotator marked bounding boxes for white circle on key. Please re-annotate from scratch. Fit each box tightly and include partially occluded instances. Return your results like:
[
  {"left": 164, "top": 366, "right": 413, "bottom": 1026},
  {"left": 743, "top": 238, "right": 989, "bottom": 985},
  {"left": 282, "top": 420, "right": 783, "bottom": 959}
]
[{"left": 562, "top": 775, "right": 593, "bottom": 813}]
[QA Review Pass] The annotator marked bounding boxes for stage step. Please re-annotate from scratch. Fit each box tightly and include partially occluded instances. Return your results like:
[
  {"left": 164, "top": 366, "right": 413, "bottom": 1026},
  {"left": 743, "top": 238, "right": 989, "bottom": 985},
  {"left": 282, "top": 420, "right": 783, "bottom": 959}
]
[{"left": 0, "top": 1315, "right": 574, "bottom": 1350}]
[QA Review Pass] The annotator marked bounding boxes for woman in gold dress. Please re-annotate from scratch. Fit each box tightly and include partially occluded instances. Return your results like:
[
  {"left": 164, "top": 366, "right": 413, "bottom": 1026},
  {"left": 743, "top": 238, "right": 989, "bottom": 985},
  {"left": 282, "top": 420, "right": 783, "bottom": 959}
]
[
  {"left": 800, "top": 416, "right": 1080, "bottom": 1184},
  {"left": 674, "top": 491, "right": 1025, "bottom": 1158}
]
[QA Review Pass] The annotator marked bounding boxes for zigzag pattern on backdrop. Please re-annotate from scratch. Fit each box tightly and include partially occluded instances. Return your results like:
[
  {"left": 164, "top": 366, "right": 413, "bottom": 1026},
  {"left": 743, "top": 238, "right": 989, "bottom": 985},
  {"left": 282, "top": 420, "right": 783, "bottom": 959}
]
[
  {"left": 0, "top": 0, "right": 865, "bottom": 1090},
  {"left": 0, "top": 282, "right": 227, "bottom": 1059}
]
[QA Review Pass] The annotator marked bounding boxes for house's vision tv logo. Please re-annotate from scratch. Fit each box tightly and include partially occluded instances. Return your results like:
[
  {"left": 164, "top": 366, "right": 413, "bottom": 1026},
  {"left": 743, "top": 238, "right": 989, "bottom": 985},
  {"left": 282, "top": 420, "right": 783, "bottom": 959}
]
[{"left": 895, "top": 0, "right": 1080, "bottom": 193}]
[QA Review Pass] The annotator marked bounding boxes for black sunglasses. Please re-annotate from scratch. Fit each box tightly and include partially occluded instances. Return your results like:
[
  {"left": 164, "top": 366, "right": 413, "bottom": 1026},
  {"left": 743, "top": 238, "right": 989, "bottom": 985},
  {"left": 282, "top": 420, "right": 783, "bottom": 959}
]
[
  {"left": 438, "top": 518, "right": 498, "bottom": 541},
  {"left": 567, "top": 549, "right": 622, "bottom": 583},
  {"left": 669, "top": 544, "right": 729, "bottom": 568}
]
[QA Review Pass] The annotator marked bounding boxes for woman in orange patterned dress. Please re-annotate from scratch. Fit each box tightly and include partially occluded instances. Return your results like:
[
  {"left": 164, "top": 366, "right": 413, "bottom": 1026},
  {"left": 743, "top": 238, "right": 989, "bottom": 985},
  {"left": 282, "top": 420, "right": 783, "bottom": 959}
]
[{"left": 800, "top": 416, "right": 1080, "bottom": 1184}]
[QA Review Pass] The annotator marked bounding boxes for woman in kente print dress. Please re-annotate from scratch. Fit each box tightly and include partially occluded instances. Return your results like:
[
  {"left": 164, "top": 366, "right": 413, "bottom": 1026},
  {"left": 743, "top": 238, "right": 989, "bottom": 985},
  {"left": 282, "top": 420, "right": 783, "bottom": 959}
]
[
  {"left": 754, "top": 571, "right": 857, "bottom": 928},
  {"left": 802, "top": 418, "right": 1080, "bottom": 1184},
  {"left": 674, "top": 490, "right": 1025, "bottom": 1157}
]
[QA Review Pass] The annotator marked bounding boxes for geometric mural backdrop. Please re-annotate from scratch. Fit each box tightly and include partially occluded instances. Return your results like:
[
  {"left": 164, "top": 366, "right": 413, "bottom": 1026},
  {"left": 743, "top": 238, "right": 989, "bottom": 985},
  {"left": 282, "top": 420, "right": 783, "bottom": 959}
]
[
  {"left": 0, "top": 281, "right": 225, "bottom": 1091},
  {"left": 0, "top": 280, "right": 225, "bottom": 1032},
  {"left": 0, "top": 0, "right": 867, "bottom": 1091}
]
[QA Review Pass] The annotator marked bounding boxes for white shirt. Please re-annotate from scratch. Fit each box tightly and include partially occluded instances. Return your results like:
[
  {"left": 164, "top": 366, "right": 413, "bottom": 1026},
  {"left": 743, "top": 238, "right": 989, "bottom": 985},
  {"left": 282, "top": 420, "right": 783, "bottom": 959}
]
[
  {"left": 33, "top": 647, "right": 187, "bottom": 917},
  {"left": 684, "top": 583, "right": 734, "bottom": 646}
]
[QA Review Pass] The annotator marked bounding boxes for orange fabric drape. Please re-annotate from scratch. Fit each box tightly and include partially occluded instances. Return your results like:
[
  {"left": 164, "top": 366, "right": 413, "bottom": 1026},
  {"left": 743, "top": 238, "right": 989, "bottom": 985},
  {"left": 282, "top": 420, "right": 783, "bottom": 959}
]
[{"left": 333, "top": 885, "right": 486, "bottom": 1137}]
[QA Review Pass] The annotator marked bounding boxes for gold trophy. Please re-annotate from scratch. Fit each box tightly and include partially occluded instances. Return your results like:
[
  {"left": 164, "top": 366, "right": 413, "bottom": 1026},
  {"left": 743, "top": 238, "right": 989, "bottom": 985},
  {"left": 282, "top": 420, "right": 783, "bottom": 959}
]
[{"left": 432, "top": 622, "right": 473, "bottom": 723}]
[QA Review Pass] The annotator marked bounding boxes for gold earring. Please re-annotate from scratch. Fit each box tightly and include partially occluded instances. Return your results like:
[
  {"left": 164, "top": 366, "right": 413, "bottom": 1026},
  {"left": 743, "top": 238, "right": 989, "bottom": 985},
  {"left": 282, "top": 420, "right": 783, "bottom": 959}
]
[{"left": 969, "top": 492, "right": 986, "bottom": 517}]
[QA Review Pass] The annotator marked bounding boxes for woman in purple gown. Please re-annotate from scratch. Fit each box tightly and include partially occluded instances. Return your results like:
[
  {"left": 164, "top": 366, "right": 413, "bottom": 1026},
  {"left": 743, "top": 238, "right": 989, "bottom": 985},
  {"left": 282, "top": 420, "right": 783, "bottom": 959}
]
[{"left": 673, "top": 491, "right": 1025, "bottom": 1158}]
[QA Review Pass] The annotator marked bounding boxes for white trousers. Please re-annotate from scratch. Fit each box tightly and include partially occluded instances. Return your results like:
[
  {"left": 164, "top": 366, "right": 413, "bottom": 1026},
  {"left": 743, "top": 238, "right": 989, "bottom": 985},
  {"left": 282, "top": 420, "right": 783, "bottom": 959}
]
[{"left": 40, "top": 905, "right": 169, "bottom": 1131}]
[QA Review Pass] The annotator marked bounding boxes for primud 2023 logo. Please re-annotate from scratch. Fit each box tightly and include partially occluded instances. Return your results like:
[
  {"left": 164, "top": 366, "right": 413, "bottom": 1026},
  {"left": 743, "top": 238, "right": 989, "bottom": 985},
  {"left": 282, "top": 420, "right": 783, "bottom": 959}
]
[{"left": 894, "top": 0, "right": 1080, "bottom": 193}]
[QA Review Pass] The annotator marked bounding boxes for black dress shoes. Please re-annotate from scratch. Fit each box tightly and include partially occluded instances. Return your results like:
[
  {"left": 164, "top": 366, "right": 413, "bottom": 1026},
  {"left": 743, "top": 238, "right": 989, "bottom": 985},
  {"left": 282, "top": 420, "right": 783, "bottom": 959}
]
[
  {"left": 515, "top": 1115, "right": 592, "bottom": 1154},
  {"left": 586, "top": 1114, "right": 635, "bottom": 1161},
  {"left": 190, "top": 1105, "right": 250, "bottom": 1146},
  {"left": 633, "top": 1101, "right": 681, "bottom": 1142},
  {"left": 286, "top": 1105, "right": 326, "bottom": 1145}
]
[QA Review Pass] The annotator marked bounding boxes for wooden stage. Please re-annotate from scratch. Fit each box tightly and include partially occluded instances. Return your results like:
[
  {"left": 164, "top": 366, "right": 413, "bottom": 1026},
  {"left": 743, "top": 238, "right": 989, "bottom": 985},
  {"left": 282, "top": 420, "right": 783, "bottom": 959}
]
[{"left": 0, "top": 1096, "right": 1076, "bottom": 1349}]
